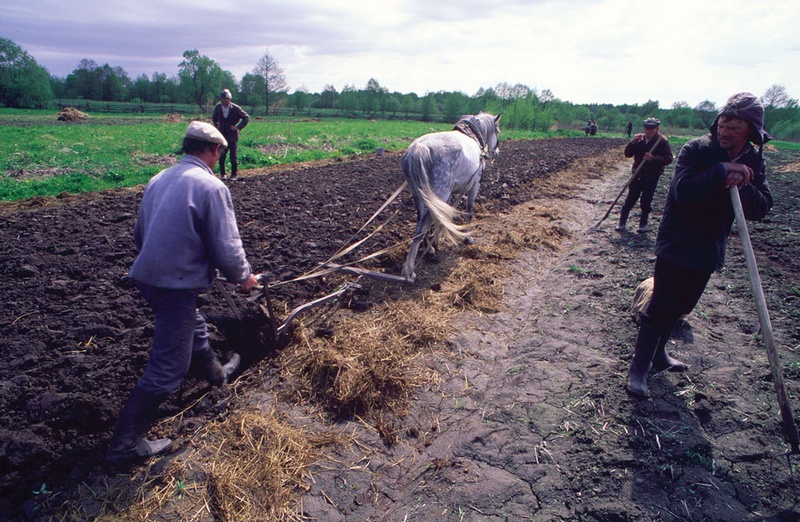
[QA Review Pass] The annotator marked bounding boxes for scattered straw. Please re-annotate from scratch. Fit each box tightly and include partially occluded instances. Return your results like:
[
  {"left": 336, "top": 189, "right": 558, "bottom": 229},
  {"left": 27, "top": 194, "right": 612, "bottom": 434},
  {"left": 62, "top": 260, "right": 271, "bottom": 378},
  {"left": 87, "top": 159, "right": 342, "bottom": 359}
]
[{"left": 204, "top": 409, "right": 338, "bottom": 522}]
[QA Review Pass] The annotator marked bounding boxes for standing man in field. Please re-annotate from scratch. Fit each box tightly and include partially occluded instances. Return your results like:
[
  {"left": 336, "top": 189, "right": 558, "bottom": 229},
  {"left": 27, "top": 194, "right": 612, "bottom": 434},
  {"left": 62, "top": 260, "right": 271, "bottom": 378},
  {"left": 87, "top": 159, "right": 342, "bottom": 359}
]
[
  {"left": 106, "top": 121, "right": 259, "bottom": 465},
  {"left": 213, "top": 88, "right": 250, "bottom": 180},
  {"left": 616, "top": 118, "right": 673, "bottom": 233},
  {"left": 625, "top": 93, "right": 773, "bottom": 399}
]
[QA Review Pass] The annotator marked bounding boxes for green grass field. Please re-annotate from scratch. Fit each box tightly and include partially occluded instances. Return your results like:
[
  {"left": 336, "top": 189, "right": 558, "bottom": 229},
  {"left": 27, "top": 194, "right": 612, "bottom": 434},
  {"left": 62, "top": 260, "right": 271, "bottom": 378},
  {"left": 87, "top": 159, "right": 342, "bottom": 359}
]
[
  {"left": 0, "top": 109, "right": 578, "bottom": 201},
  {"left": 2, "top": 108, "right": 790, "bottom": 202}
]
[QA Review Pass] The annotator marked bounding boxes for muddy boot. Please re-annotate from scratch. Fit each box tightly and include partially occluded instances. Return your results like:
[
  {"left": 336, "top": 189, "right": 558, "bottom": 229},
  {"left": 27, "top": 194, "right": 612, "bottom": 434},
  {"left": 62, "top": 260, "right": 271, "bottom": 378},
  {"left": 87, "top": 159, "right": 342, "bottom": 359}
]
[
  {"left": 625, "top": 324, "right": 661, "bottom": 399},
  {"left": 637, "top": 212, "right": 650, "bottom": 234},
  {"left": 193, "top": 348, "right": 241, "bottom": 387},
  {"left": 652, "top": 335, "right": 689, "bottom": 374},
  {"left": 106, "top": 386, "right": 172, "bottom": 466}
]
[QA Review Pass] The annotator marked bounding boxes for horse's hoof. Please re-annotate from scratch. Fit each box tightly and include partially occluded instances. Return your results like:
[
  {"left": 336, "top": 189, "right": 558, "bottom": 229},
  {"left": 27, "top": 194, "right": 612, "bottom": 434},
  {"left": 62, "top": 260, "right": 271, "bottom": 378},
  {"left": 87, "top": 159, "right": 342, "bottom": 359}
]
[{"left": 463, "top": 236, "right": 474, "bottom": 245}]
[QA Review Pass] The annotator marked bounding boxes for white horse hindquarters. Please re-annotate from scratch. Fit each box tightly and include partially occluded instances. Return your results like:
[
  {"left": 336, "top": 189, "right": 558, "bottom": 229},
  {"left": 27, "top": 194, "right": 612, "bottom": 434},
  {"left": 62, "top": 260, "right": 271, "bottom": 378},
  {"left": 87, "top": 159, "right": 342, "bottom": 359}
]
[{"left": 400, "top": 113, "right": 501, "bottom": 281}]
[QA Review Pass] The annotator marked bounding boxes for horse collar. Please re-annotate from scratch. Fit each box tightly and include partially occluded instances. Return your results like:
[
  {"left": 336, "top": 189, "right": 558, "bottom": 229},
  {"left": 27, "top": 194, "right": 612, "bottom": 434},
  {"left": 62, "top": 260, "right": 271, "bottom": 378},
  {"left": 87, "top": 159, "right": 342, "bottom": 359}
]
[{"left": 453, "top": 116, "right": 488, "bottom": 155}]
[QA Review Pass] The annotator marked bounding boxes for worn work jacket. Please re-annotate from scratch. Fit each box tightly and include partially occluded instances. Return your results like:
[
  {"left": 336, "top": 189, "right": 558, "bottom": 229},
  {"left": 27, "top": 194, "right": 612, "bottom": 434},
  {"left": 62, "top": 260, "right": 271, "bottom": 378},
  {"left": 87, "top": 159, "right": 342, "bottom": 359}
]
[
  {"left": 623, "top": 132, "right": 673, "bottom": 181},
  {"left": 212, "top": 102, "right": 250, "bottom": 142},
  {"left": 655, "top": 134, "right": 773, "bottom": 273}
]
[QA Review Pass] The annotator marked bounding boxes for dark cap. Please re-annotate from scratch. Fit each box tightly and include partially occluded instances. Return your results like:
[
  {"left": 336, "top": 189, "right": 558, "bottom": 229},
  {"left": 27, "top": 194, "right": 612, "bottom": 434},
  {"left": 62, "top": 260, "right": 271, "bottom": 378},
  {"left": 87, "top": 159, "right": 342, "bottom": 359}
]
[{"left": 643, "top": 118, "right": 660, "bottom": 128}]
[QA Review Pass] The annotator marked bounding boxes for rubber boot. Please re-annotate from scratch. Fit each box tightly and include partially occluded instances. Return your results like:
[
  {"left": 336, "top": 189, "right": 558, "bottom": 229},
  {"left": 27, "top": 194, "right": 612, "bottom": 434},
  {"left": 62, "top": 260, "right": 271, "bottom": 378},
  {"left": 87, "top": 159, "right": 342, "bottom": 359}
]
[
  {"left": 106, "top": 385, "right": 172, "bottom": 466},
  {"left": 219, "top": 162, "right": 226, "bottom": 179},
  {"left": 637, "top": 212, "right": 650, "bottom": 234},
  {"left": 192, "top": 348, "right": 241, "bottom": 387},
  {"left": 625, "top": 323, "right": 661, "bottom": 399},
  {"left": 615, "top": 211, "right": 628, "bottom": 232},
  {"left": 652, "top": 335, "right": 689, "bottom": 374}
]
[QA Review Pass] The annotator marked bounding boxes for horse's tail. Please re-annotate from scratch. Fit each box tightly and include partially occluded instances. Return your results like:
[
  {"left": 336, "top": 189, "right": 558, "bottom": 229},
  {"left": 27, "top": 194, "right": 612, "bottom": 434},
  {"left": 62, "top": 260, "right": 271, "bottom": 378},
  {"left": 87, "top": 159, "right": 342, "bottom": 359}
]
[{"left": 403, "top": 146, "right": 472, "bottom": 245}]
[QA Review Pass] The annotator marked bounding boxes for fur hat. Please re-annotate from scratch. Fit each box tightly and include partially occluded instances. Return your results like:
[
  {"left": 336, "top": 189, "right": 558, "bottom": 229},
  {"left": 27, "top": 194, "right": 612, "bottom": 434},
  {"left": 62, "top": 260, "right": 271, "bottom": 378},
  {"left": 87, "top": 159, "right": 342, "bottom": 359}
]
[{"left": 711, "top": 92, "right": 771, "bottom": 146}]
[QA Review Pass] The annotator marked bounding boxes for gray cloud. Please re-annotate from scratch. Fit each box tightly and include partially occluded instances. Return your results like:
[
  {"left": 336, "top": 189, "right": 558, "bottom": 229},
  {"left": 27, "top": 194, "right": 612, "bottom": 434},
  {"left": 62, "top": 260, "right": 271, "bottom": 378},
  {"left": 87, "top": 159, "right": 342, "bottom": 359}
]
[{"left": 1, "top": 0, "right": 797, "bottom": 107}]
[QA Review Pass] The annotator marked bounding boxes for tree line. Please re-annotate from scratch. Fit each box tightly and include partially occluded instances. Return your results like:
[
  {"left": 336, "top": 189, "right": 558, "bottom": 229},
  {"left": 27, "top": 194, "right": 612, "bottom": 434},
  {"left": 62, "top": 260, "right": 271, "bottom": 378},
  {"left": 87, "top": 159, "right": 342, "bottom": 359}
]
[{"left": 2, "top": 37, "right": 799, "bottom": 140}]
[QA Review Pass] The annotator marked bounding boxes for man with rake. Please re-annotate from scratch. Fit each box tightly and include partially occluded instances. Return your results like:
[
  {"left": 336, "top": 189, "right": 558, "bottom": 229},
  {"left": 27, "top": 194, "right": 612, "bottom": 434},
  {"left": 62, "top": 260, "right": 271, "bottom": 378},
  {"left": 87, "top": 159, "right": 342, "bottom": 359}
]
[
  {"left": 625, "top": 93, "right": 773, "bottom": 399},
  {"left": 616, "top": 117, "right": 673, "bottom": 233}
]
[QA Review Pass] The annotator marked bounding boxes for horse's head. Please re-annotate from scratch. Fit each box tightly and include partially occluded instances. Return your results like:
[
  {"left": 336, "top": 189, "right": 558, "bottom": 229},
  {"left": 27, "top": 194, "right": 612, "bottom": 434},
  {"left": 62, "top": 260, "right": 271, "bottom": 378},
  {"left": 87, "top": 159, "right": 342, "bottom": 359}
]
[{"left": 476, "top": 112, "right": 502, "bottom": 161}]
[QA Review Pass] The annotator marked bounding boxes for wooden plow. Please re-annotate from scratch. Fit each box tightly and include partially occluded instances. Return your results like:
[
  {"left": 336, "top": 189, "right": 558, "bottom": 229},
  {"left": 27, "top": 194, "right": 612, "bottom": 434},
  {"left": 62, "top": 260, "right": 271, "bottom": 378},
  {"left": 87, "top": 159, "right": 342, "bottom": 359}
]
[{"left": 215, "top": 181, "right": 415, "bottom": 345}]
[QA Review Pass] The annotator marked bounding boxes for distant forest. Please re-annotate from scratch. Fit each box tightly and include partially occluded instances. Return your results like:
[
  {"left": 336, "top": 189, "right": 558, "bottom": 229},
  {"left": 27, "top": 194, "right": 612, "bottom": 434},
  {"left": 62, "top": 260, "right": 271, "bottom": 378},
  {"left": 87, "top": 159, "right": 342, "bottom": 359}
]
[{"left": 2, "top": 37, "right": 799, "bottom": 139}]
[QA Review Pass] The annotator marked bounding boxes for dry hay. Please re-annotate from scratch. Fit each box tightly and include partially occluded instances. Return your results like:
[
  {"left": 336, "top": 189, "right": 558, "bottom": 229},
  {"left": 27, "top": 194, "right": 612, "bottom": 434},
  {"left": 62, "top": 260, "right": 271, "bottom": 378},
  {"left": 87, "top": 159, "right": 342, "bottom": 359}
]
[
  {"left": 280, "top": 297, "right": 445, "bottom": 418},
  {"left": 56, "top": 107, "right": 89, "bottom": 122},
  {"left": 775, "top": 158, "right": 800, "bottom": 173},
  {"left": 203, "top": 409, "right": 338, "bottom": 522},
  {"left": 55, "top": 409, "right": 335, "bottom": 522},
  {"left": 165, "top": 113, "right": 183, "bottom": 123}
]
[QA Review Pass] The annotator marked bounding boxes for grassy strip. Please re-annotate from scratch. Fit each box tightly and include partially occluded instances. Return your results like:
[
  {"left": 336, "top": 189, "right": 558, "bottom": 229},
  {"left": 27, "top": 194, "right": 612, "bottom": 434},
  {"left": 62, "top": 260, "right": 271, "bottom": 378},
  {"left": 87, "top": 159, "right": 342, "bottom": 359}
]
[{"left": 0, "top": 110, "right": 579, "bottom": 201}]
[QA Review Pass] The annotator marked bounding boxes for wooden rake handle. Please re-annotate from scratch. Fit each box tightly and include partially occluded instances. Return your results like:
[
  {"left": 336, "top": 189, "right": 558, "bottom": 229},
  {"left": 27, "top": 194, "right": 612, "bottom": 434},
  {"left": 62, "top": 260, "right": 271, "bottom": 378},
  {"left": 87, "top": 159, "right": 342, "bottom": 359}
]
[
  {"left": 588, "top": 135, "right": 664, "bottom": 232},
  {"left": 730, "top": 186, "right": 800, "bottom": 453}
]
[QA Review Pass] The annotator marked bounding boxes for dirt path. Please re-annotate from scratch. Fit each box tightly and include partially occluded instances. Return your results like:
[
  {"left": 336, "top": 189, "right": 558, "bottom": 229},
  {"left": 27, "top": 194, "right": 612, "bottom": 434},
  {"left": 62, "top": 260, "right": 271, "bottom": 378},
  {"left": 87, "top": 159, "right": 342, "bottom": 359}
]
[{"left": 294, "top": 149, "right": 800, "bottom": 521}]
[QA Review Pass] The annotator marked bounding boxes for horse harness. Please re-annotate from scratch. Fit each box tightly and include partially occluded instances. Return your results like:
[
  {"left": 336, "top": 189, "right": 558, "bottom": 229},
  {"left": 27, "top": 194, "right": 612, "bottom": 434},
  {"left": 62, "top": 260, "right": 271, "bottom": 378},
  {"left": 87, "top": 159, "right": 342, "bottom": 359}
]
[{"left": 453, "top": 116, "right": 496, "bottom": 162}]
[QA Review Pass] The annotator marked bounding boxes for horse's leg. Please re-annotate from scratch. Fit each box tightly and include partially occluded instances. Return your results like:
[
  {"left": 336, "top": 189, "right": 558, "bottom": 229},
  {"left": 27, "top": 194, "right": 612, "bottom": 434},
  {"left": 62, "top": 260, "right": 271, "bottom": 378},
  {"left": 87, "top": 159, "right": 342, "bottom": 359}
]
[
  {"left": 401, "top": 211, "right": 432, "bottom": 281},
  {"left": 462, "top": 181, "right": 480, "bottom": 245}
]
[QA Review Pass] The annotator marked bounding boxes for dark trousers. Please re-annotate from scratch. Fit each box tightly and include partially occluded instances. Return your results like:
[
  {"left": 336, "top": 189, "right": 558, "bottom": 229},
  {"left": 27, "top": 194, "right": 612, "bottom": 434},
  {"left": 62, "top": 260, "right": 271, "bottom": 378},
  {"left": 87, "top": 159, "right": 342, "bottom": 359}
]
[
  {"left": 642, "top": 257, "right": 712, "bottom": 338},
  {"left": 619, "top": 175, "right": 660, "bottom": 223},
  {"left": 135, "top": 283, "right": 213, "bottom": 396},
  {"left": 218, "top": 136, "right": 239, "bottom": 176}
]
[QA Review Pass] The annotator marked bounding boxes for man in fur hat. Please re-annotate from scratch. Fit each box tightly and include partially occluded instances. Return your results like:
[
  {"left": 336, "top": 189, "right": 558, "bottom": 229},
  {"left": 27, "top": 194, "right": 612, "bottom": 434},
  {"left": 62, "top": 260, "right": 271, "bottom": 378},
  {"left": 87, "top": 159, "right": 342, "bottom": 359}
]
[{"left": 625, "top": 93, "right": 773, "bottom": 399}]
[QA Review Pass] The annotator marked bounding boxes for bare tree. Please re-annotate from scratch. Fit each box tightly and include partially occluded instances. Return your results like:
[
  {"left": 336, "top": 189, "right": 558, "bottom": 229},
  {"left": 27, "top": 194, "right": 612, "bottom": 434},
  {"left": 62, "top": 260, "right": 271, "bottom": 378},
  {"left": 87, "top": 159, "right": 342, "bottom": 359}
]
[
  {"left": 254, "top": 50, "right": 288, "bottom": 115},
  {"left": 762, "top": 84, "right": 790, "bottom": 108}
]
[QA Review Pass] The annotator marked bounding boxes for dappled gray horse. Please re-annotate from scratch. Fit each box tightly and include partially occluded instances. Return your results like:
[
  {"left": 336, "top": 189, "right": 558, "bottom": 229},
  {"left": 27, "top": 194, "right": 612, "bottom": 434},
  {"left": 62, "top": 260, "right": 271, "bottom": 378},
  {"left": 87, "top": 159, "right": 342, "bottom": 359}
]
[{"left": 400, "top": 112, "right": 501, "bottom": 281}]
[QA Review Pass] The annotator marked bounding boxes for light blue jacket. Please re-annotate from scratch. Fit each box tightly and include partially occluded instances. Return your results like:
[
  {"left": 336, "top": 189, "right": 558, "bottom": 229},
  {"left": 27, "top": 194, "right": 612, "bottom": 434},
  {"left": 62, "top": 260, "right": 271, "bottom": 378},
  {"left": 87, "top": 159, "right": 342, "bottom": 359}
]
[{"left": 129, "top": 155, "right": 251, "bottom": 290}]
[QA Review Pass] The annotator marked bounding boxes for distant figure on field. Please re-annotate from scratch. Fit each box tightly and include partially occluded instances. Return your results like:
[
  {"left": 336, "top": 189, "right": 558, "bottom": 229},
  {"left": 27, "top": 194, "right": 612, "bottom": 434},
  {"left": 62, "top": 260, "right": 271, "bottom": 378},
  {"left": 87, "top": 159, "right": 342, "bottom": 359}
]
[
  {"left": 626, "top": 120, "right": 633, "bottom": 138},
  {"left": 624, "top": 93, "right": 773, "bottom": 399},
  {"left": 616, "top": 118, "right": 673, "bottom": 233},
  {"left": 106, "top": 121, "right": 258, "bottom": 465},
  {"left": 212, "top": 88, "right": 250, "bottom": 180},
  {"left": 585, "top": 120, "right": 592, "bottom": 136},
  {"left": 590, "top": 120, "right": 598, "bottom": 136}
]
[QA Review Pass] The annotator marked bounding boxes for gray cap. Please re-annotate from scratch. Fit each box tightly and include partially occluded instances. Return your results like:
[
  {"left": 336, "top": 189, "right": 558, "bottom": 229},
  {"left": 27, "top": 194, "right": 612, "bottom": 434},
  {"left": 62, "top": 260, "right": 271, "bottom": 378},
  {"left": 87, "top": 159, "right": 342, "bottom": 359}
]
[
  {"left": 643, "top": 117, "right": 660, "bottom": 128},
  {"left": 185, "top": 121, "right": 227, "bottom": 148}
]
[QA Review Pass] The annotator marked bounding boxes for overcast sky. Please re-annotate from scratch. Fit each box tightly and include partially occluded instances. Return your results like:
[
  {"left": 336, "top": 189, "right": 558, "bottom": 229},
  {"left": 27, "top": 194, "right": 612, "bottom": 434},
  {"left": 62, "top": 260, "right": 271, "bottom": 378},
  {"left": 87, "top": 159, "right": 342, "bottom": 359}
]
[{"left": 2, "top": 0, "right": 797, "bottom": 108}]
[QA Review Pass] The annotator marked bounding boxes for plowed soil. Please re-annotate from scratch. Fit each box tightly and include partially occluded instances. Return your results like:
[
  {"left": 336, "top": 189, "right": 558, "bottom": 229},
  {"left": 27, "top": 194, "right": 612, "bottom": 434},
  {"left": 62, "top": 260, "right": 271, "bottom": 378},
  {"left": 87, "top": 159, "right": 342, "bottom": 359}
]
[{"left": 1, "top": 137, "right": 799, "bottom": 521}]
